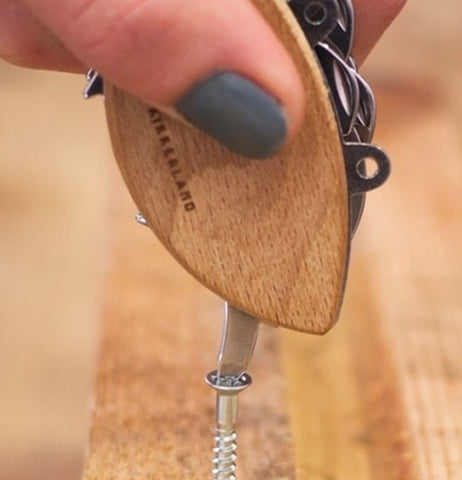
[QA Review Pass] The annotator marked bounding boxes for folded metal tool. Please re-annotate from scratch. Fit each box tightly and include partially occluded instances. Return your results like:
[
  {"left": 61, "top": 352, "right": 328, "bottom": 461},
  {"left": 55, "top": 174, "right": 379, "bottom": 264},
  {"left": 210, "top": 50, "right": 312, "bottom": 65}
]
[{"left": 85, "top": 0, "right": 390, "bottom": 478}]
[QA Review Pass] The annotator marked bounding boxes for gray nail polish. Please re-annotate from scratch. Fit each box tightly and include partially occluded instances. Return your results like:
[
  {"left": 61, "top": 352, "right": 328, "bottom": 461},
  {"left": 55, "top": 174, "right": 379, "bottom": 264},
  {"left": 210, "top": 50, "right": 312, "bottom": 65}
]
[{"left": 176, "top": 72, "right": 287, "bottom": 159}]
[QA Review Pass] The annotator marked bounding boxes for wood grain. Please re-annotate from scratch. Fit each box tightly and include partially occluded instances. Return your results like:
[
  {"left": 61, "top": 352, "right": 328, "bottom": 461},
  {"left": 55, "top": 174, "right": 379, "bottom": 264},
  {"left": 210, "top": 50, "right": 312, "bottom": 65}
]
[
  {"left": 0, "top": 64, "right": 110, "bottom": 480},
  {"left": 280, "top": 66, "right": 462, "bottom": 480},
  {"left": 83, "top": 71, "right": 462, "bottom": 478},
  {"left": 2, "top": 1, "right": 461, "bottom": 479},
  {"left": 84, "top": 5, "right": 462, "bottom": 479},
  {"left": 82, "top": 196, "right": 296, "bottom": 480},
  {"left": 104, "top": 0, "right": 349, "bottom": 334}
]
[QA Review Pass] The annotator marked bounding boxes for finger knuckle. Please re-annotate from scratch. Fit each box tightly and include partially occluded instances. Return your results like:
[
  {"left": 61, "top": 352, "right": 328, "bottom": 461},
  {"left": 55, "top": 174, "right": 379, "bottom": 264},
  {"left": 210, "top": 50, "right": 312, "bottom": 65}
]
[{"left": 71, "top": 0, "right": 174, "bottom": 68}]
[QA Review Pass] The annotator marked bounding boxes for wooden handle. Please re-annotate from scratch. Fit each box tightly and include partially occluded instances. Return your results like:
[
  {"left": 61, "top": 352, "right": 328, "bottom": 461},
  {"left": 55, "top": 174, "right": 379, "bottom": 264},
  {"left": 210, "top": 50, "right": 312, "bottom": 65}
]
[{"left": 104, "top": 0, "right": 349, "bottom": 334}]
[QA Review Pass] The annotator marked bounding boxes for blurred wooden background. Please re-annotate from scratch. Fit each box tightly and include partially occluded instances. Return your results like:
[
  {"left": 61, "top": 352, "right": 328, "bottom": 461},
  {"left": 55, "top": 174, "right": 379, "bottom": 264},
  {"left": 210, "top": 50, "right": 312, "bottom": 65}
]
[{"left": 1, "top": 1, "right": 461, "bottom": 479}]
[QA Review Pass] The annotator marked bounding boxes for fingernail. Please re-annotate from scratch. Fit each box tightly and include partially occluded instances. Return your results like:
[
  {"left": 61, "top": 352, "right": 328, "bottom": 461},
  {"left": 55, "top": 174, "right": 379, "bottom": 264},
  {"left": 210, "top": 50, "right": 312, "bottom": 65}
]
[{"left": 175, "top": 72, "right": 287, "bottom": 158}]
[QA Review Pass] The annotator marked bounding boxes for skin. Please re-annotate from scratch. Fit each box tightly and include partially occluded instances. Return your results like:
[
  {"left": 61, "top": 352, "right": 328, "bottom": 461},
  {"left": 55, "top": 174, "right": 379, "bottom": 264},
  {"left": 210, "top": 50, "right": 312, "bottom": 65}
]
[{"left": 0, "top": 0, "right": 406, "bottom": 145}]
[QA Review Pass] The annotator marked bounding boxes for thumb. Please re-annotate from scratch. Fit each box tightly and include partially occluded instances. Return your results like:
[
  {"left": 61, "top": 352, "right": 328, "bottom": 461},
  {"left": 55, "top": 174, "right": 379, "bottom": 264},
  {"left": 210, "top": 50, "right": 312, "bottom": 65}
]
[{"left": 22, "top": 0, "right": 305, "bottom": 158}]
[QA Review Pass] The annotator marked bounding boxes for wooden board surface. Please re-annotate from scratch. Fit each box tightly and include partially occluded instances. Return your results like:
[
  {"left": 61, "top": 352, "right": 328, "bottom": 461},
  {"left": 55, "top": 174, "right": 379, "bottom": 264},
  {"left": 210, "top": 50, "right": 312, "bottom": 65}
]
[
  {"left": 0, "top": 65, "right": 111, "bottom": 480},
  {"left": 83, "top": 2, "right": 462, "bottom": 478},
  {"left": 82, "top": 64, "right": 462, "bottom": 478},
  {"left": 1, "top": 1, "right": 462, "bottom": 479},
  {"left": 83, "top": 197, "right": 296, "bottom": 480},
  {"left": 282, "top": 50, "right": 462, "bottom": 479}
]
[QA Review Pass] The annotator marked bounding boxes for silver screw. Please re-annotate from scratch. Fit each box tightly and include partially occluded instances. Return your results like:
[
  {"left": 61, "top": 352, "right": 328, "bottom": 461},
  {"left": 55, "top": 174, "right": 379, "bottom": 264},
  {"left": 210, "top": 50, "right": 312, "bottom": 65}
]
[
  {"left": 206, "top": 371, "right": 252, "bottom": 480},
  {"left": 205, "top": 305, "right": 259, "bottom": 480}
]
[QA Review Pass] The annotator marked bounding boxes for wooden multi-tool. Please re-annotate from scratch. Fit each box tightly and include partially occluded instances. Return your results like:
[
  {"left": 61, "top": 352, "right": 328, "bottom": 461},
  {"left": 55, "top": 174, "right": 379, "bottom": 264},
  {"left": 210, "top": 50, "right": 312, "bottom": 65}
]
[{"left": 85, "top": 0, "right": 390, "bottom": 478}]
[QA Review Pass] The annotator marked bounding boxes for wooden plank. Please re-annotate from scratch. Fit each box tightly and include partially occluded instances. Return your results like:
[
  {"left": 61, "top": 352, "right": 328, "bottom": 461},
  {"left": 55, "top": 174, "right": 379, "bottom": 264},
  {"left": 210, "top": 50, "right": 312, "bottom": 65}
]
[
  {"left": 0, "top": 63, "right": 110, "bottom": 479},
  {"left": 83, "top": 2, "right": 462, "bottom": 479},
  {"left": 83, "top": 195, "right": 296, "bottom": 479},
  {"left": 281, "top": 67, "right": 462, "bottom": 480},
  {"left": 83, "top": 74, "right": 462, "bottom": 479},
  {"left": 282, "top": 262, "right": 419, "bottom": 479},
  {"left": 1, "top": 1, "right": 460, "bottom": 478}
]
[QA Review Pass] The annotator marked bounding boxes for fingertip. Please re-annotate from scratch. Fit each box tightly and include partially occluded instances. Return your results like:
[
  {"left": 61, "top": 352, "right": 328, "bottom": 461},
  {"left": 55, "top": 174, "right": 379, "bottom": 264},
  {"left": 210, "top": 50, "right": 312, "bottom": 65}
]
[{"left": 23, "top": 0, "right": 306, "bottom": 157}]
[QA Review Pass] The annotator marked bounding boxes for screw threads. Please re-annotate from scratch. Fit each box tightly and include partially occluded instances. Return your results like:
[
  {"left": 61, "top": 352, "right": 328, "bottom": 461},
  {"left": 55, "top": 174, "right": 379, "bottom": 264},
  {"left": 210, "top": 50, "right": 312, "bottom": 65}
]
[
  {"left": 212, "top": 430, "right": 237, "bottom": 480},
  {"left": 206, "top": 370, "right": 252, "bottom": 480}
]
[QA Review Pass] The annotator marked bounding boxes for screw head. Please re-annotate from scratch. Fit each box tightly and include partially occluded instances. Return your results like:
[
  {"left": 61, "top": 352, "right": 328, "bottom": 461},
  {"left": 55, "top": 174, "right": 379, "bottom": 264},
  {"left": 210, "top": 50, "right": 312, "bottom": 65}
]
[{"left": 205, "top": 371, "right": 252, "bottom": 394}]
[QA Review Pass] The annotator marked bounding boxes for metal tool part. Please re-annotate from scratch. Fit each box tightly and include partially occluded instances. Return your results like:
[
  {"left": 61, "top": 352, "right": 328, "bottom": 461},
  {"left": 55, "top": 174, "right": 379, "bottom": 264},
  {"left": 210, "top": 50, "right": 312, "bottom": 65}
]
[
  {"left": 328, "top": 0, "right": 354, "bottom": 57},
  {"left": 287, "top": 0, "right": 340, "bottom": 47},
  {"left": 288, "top": 0, "right": 389, "bottom": 235},
  {"left": 206, "top": 305, "right": 260, "bottom": 480},
  {"left": 83, "top": 69, "right": 103, "bottom": 99},
  {"left": 316, "top": 41, "right": 361, "bottom": 136},
  {"left": 135, "top": 212, "right": 148, "bottom": 227},
  {"left": 344, "top": 143, "right": 391, "bottom": 195}
]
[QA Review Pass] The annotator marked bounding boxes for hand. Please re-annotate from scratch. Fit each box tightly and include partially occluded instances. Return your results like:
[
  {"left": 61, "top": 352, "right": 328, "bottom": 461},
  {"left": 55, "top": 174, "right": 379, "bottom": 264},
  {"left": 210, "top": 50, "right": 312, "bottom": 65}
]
[{"left": 0, "top": 0, "right": 406, "bottom": 157}]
